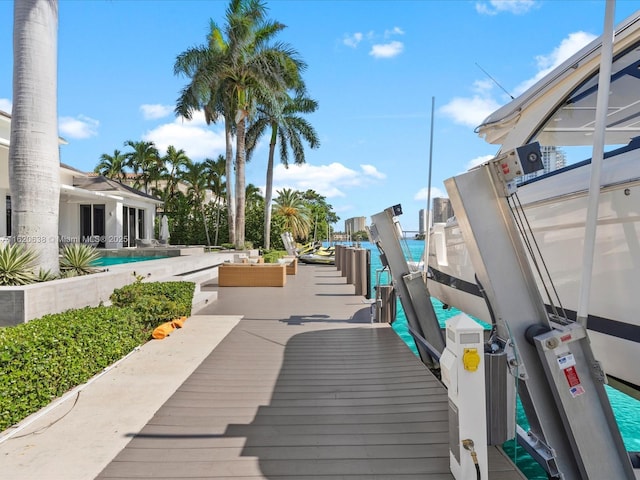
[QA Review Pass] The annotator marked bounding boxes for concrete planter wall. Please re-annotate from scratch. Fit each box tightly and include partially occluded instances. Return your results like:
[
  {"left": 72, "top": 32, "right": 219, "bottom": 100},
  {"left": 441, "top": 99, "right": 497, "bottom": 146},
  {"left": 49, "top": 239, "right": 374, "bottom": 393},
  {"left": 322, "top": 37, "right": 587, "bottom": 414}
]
[{"left": 0, "top": 250, "right": 239, "bottom": 327}]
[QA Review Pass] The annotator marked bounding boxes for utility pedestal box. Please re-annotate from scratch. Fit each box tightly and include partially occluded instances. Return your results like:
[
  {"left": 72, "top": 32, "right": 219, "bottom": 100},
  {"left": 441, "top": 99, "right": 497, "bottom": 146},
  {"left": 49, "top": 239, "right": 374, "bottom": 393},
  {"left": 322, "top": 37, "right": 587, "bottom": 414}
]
[{"left": 440, "top": 313, "right": 488, "bottom": 480}]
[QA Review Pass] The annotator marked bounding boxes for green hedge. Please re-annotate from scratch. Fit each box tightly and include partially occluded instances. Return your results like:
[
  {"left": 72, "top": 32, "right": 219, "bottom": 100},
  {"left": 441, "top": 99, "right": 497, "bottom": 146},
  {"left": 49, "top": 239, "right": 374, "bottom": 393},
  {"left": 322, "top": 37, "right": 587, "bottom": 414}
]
[
  {"left": 110, "top": 281, "right": 195, "bottom": 327},
  {"left": 0, "top": 281, "right": 195, "bottom": 432}
]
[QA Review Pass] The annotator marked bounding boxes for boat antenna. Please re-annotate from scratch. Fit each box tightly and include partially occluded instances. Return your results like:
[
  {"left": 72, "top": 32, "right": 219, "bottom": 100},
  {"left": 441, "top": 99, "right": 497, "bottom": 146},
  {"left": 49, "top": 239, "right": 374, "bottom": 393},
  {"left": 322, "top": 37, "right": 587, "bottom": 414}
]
[{"left": 475, "top": 62, "right": 514, "bottom": 99}]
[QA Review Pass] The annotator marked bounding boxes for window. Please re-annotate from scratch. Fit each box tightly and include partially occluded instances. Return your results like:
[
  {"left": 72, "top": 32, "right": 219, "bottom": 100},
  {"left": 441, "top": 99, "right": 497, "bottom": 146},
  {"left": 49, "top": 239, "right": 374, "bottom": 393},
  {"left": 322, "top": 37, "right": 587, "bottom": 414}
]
[{"left": 80, "top": 204, "right": 106, "bottom": 248}]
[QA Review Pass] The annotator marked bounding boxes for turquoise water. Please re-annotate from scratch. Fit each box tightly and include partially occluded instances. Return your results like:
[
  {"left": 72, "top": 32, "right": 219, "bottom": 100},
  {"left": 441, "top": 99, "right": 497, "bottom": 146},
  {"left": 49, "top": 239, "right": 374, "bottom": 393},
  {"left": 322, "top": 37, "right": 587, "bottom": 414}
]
[
  {"left": 92, "top": 256, "right": 168, "bottom": 267},
  {"left": 351, "top": 239, "right": 639, "bottom": 478}
]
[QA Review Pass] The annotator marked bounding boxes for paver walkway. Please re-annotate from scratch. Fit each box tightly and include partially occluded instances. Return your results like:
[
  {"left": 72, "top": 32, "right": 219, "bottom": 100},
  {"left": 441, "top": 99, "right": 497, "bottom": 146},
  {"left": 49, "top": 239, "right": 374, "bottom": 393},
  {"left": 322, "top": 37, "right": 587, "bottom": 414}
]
[{"left": 97, "top": 262, "right": 523, "bottom": 479}]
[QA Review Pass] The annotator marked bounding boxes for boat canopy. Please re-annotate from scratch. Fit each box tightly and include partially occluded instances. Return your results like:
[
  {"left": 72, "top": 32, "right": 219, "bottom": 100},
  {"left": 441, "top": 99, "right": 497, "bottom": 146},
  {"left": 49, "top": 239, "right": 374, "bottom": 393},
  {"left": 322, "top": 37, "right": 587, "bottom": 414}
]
[{"left": 477, "top": 11, "right": 640, "bottom": 153}]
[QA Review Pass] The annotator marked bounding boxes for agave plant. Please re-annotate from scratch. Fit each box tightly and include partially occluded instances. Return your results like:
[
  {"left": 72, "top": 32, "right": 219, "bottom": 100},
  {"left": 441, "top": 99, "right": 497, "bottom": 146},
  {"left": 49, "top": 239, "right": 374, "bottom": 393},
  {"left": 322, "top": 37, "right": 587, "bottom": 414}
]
[
  {"left": 60, "top": 244, "right": 101, "bottom": 276},
  {"left": 0, "top": 243, "right": 38, "bottom": 286},
  {"left": 36, "top": 268, "right": 58, "bottom": 282}
]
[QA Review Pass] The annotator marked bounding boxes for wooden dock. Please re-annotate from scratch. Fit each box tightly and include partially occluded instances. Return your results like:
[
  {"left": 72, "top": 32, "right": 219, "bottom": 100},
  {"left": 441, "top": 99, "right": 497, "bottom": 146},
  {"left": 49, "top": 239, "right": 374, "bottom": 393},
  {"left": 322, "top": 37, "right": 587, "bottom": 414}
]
[{"left": 96, "top": 262, "right": 524, "bottom": 479}]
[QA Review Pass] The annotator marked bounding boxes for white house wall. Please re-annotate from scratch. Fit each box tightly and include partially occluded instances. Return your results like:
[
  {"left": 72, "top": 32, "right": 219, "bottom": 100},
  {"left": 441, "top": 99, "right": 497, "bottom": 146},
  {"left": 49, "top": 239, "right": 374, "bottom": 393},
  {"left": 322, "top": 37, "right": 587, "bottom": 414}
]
[
  {"left": 1, "top": 126, "right": 160, "bottom": 246},
  {"left": 1, "top": 146, "right": 9, "bottom": 237}
]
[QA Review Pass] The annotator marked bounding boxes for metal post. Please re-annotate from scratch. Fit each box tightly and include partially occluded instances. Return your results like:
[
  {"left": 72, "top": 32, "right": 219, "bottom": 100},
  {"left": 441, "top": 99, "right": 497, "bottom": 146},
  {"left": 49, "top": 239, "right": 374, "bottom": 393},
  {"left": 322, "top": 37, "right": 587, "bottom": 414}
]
[
  {"left": 335, "top": 244, "right": 343, "bottom": 271},
  {"left": 354, "top": 248, "right": 367, "bottom": 296}
]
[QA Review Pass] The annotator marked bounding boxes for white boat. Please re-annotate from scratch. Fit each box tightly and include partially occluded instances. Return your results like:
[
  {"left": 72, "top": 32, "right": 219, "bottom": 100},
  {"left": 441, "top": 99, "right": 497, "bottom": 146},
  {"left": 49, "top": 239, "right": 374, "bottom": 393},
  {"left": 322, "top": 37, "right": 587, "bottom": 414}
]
[{"left": 428, "top": 11, "right": 640, "bottom": 398}]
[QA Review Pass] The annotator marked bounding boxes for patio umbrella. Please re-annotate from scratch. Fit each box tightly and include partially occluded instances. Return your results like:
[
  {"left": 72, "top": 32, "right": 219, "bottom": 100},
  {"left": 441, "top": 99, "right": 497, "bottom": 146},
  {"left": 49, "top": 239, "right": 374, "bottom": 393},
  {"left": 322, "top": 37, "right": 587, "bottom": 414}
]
[{"left": 159, "top": 215, "right": 170, "bottom": 243}]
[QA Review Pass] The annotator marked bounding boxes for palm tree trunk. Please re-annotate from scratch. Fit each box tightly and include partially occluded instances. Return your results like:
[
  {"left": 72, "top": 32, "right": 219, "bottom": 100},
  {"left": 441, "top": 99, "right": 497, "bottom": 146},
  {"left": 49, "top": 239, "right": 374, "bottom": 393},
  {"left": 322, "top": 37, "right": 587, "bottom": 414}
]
[
  {"left": 200, "top": 205, "right": 211, "bottom": 247},
  {"left": 214, "top": 200, "right": 221, "bottom": 246},
  {"left": 225, "top": 121, "right": 235, "bottom": 245},
  {"left": 10, "top": 0, "right": 60, "bottom": 275},
  {"left": 263, "top": 128, "right": 278, "bottom": 250},
  {"left": 234, "top": 117, "right": 247, "bottom": 250}
]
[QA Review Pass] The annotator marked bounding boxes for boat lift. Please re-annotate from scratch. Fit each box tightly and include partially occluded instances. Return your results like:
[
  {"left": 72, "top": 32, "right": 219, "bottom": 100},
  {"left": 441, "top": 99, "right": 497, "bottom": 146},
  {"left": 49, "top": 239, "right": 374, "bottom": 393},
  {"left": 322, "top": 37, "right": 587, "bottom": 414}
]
[{"left": 369, "top": 142, "right": 637, "bottom": 479}]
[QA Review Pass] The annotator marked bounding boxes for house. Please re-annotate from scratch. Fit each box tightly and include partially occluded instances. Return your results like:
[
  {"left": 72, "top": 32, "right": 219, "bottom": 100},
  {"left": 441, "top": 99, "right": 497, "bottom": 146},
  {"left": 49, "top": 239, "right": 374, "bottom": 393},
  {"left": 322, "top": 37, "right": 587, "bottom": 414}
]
[{"left": 0, "top": 110, "right": 162, "bottom": 249}]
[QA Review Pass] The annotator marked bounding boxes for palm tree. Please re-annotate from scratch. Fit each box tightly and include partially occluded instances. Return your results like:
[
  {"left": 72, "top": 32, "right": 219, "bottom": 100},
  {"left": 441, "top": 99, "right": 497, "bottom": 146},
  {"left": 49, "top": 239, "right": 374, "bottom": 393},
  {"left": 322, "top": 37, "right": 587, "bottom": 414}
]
[
  {"left": 9, "top": 0, "right": 60, "bottom": 275},
  {"left": 175, "top": 0, "right": 306, "bottom": 250},
  {"left": 203, "top": 155, "right": 226, "bottom": 245},
  {"left": 162, "top": 145, "right": 190, "bottom": 209},
  {"left": 94, "top": 149, "right": 127, "bottom": 182},
  {"left": 123, "top": 140, "right": 160, "bottom": 193},
  {"left": 247, "top": 92, "right": 319, "bottom": 249},
  {"left": 272, "top": 188, "right": 310, "bottom": 241},
  {"left": 181, "top": 160, "right": 211, "bottom": 247},
  {"left": 175, "top": 17, "right": 237, "bottom": 246},
  {"left": 245, "top": 183, "right": 263, "bottom": 210}
]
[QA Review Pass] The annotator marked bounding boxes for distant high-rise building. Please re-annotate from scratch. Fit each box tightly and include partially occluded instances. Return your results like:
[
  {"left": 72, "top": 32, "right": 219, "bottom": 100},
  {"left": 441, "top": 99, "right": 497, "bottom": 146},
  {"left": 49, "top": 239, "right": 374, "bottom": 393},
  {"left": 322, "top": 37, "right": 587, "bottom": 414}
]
[
  {"left": 344, "top": 216, "right": 366, "bottom": 235},
  {"left": 419, "top": 209, "right": 428, "bottom": 234},
  {"left": 432, "top": 197, "right": 454, "bottom": 224},
  {"left": 519, "top": 145, "right": 567, "bottom": 182}
]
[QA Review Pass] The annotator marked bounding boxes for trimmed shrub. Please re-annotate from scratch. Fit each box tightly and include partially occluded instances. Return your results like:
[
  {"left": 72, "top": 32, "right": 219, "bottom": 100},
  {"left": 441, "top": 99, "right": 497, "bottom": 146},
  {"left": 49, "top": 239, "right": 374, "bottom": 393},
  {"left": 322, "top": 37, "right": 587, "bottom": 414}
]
[
  {"left": 110, "top": 281, "right": 195, "bottom": 327},
  {"left": 0, "top": 306, "right": 144, "bottom": 431},
  {"left": 262, "top": 249, "right": 287, "bottom": 263}
]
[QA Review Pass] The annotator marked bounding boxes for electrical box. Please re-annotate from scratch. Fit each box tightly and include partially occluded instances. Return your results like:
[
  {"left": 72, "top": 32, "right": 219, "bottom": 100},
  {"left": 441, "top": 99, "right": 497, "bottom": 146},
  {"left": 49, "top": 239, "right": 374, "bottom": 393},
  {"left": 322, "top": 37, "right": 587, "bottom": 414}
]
[
  {"left": 493, "top": 141, "right": 543, "bottom": 182},
  {"left": 440, "top": 313, "right": 489, "bottom": 480}
]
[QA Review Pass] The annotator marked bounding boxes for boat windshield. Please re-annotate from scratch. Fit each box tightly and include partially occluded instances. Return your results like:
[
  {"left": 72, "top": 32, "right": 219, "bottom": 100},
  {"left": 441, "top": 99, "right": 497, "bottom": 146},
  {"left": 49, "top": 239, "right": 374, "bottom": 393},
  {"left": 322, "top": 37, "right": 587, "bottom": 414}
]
[{"left": 530, "top": 39, "right": 640, "bottom": 163}]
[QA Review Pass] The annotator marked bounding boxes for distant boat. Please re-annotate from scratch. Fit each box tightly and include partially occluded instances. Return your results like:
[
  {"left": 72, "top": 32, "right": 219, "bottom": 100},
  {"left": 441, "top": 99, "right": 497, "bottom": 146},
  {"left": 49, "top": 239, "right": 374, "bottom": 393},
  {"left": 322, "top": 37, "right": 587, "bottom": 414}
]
[
  {"left": 298, "top": 246, "right": 335, "bottom": 265},
  {"left": 280, "top": 232, "right": 336, "bottom": 265},
  {"left": 428, "top": 11, "right": 640, "bottom": 398}
]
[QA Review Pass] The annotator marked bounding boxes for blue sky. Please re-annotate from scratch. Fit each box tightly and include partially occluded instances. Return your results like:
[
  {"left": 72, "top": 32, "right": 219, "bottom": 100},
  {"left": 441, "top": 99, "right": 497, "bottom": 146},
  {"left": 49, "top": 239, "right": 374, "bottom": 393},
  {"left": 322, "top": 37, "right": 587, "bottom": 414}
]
[{"left": 1, "top": 0, "right": 638, "bottom": 231}]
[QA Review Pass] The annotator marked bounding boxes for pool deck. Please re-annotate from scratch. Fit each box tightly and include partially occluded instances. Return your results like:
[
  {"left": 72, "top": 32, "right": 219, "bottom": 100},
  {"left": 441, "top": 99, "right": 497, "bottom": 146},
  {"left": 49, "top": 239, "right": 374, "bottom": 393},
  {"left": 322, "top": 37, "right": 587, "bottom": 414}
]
[{"left": 0, "top": 262, "right": 525, "bottom": 479}]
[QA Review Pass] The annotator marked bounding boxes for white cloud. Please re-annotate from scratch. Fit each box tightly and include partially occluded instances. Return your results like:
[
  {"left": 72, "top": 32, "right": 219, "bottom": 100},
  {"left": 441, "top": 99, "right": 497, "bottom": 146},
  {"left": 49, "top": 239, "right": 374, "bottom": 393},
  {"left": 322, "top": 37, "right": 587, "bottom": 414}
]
[
  {"left": 514, "top": 31, "right": 596, "bottom": 95},
  {"left": 414, "top": 186, "right": 446, "bottom": 202},
  {"left": 343, "top": 32, "right": 363, "bottom": 48},
  {"left": 476, "top": 0, "right": 538, "bottom": 16},
  {"left": 59, "top": 115, "right": 99, "bottom": 139},
  {"left": 360, "top": 164, "right": 386, "bottom": 179},
  {"left": 370, "top": 41, "right": 404, "bottom": 59},
  {"left": 440, "top": 95, "right": 501, "bottom": 128},
  {"left": 0, "top": 98, "right": 11, "bottom": 113},
  {"left": 272, "top": 162, "right": 385, "bottom": 199},
  {"left": 442, "top": 29, "right": 594, "bottom": 129},
  {"left": 140, "top": 104, "right": 174, "bottom": 120},
  {"left": 384, "top": 26, "right": 405, "bottom": 38},
  {"left": 466, "top": 154, "right": 495, "bottom": 171},
  {"left": 344, "top": 29, "right": 404, "bottom": 58},
  {"left": 142, "top": 112, "right": 226, "bottom": 160}
]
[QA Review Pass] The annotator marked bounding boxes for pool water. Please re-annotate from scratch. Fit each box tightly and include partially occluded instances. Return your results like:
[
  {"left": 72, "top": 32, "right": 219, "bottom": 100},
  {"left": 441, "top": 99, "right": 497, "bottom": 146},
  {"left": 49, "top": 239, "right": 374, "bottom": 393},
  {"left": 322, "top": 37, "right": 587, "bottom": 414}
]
[{"left": 92, "top": 256, "right": 168, "bottom": 267}]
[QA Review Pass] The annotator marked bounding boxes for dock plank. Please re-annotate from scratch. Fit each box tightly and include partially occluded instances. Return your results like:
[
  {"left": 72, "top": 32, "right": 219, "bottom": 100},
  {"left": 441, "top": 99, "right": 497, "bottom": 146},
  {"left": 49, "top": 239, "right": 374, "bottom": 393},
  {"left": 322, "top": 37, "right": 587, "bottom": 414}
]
[{"left": 97, "top": 263, "right": 524, "bottom": 479}]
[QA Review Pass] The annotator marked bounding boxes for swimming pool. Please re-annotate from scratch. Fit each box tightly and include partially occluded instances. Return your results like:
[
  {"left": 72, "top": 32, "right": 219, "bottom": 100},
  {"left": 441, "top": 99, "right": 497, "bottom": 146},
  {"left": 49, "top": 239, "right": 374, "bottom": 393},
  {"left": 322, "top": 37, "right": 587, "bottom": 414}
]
[{"left": 92, "top": 256, "right": 169, "bottom": 267}]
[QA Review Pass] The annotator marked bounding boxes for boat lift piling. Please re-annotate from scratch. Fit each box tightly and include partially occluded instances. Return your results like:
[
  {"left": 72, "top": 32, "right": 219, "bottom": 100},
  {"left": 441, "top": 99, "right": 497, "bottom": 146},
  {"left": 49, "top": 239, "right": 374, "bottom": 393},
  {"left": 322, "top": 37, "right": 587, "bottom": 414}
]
[
  {"left": 369, "top": 206, "right": 445, "bottom": 367},
  {"left": 444, "top": 145, "right": 635, "bottom": 479},
  {"left": 334, "top": 244, "right": 371, "bottom": 299}
]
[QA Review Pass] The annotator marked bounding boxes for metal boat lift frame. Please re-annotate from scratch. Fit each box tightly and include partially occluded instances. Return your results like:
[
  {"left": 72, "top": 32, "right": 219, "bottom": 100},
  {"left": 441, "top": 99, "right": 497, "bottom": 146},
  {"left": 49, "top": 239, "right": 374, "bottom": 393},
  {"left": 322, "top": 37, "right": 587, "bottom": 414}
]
[{"left": 369, "top": 157, "right": 637, "bottom": 478}]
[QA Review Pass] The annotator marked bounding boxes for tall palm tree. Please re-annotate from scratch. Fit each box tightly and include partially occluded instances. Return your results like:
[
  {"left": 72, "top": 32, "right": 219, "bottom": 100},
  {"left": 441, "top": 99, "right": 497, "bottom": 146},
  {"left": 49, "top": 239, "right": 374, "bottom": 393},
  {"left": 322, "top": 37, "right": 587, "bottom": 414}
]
[
  {"left": 9, "top": 0, "right": 60, "bottom": 274},
  {"left": 247, "top": 92, "right": 319, "bottom": 249},
  {"left": 203, "top": 155, "right": 226, "bottom": 245},
  {"left": 123, "top": 140, "right": 160, "bottom": 193},
  {"left": 181, "top": 160, "right": 211, "bottom": 247},
  {"left": 175, "top": 0, "right": 306, "bottom": 250},
  {"left": 175, "top": 17, "right": 236, "bottom": 246},
  {"left": 94, "top": 149, "right": 127, "bottom": 182},
  {"left": 272, "top": 188, "right": 310, "bottom": 241}
]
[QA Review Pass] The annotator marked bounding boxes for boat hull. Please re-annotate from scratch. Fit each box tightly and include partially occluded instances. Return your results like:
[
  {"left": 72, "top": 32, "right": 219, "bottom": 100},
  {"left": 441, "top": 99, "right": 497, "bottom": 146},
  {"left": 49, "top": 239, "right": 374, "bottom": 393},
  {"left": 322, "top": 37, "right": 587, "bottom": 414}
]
[
  {"left": 298, "top": 253, "right": 335, "bottom": 265},
  {"left": 428, "top": 149, "right": 640, "bottom": 397}
]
